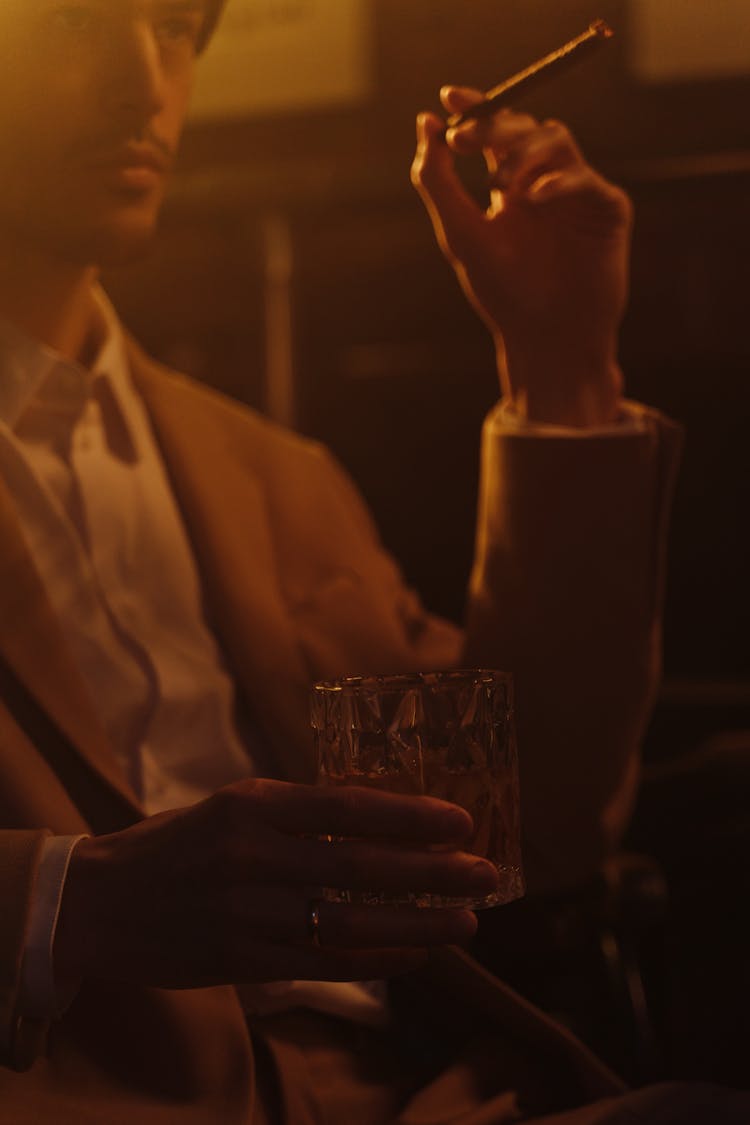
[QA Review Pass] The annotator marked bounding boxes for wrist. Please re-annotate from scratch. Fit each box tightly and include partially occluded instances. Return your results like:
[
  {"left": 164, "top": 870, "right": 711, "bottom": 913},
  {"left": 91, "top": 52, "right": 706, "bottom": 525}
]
[
  {"left": 496, "top": 335, "right": 624, "bottom": 428},
  {"left": 514, "top": 368, "right": 623, "bottom": 427},
  {"left": 53, "top": 835, "right": 110, "bottom": 982}
]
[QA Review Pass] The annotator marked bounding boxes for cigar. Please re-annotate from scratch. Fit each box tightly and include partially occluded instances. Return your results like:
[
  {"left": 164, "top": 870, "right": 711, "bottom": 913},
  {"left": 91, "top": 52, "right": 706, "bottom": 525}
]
[{"left": 445, "top": 20, "right": 614, "bottom": 130}]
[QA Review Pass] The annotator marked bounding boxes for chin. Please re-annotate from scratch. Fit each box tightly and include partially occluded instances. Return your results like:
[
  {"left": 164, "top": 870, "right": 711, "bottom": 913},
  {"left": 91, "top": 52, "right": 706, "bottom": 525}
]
[
  {"left": 87, "top": 222, "right": 160, "bottom": 268},
  {"left": 31, "top": 184, "right": 164, "bottom": 268},
  {"left": 56, "top": 208, "right": 162, "bottom": 269}
]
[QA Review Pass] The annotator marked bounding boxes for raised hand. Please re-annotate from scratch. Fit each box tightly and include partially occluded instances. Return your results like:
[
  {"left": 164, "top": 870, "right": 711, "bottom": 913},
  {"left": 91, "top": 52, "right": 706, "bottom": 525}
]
[
  {"left": 54, "top": 778, "right": 499, "bottom": 988},
  {"left": 412, "top": 87, "right": 633, "bottom": 427}
]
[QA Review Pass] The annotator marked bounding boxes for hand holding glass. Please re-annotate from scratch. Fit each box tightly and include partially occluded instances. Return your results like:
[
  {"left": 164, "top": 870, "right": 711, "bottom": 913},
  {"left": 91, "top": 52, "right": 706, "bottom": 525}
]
[{"left": 312, "top": 670, "right": 524, "bottom": 909}]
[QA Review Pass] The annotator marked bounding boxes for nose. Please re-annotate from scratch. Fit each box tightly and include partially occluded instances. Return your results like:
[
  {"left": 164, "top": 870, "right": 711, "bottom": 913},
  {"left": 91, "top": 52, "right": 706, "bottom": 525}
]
[{"left": 102, "top": 19, "right": 166, "bottom": 125}]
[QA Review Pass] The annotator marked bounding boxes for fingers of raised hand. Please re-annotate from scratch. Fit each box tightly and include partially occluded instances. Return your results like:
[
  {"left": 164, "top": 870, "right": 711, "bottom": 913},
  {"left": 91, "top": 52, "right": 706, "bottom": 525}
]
[
  {"left": 487, "top": 121, "right": 583, "bottom": 198},
  {"left": 448, "top": 116, "right": 584, "bottom": 196},
  {"left": 439, "top": 84, "right": 485, "bottom": 115},
  {"left": 412, "top": 112, "right": 489, "bottom": 265},
  {"left": 446, "top": 109, "right": 541, "bottom": 157},
  {"left": 523, "top": 166, "right": 634, "bottom": 232}
]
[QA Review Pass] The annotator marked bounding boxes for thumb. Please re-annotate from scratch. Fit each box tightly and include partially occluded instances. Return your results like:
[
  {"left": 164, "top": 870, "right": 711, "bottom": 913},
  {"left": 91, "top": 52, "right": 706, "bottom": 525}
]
[
  {"left": 411, "top": 112, "right": 485, "bottom": 266},
  {"left": 439, "top": 84, "right": 486, "bottom": 115}
]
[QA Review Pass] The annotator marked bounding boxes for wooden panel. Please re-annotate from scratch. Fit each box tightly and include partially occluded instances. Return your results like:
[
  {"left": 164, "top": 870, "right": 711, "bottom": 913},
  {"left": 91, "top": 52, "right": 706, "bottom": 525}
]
[{"left": 622, "top": 170, "right": 750, "bottom": 678}]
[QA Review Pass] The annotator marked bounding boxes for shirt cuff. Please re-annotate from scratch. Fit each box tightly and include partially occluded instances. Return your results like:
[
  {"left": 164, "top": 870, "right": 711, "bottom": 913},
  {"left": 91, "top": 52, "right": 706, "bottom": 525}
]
[
  {"left": 490, "top": 398, "right": 648, "bottom": 437},
  {"left": 20, "top": 834, "right": 89, "bottom": 1020}
]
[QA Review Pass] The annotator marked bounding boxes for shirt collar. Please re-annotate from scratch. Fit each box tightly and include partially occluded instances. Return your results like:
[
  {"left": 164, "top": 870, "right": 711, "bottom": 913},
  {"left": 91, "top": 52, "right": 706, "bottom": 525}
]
[
  {"left": 0, "top": 319, "right": 63, "bottom": 431},
  {"left": 0, "top": 287, "right": 131, "bottom": 434}
]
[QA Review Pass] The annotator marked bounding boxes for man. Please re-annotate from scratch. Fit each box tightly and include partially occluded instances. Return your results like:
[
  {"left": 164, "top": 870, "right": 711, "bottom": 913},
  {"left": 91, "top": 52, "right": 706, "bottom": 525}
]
[{"left": 1, "top": 1, "right": 742, "bottom": 1122}]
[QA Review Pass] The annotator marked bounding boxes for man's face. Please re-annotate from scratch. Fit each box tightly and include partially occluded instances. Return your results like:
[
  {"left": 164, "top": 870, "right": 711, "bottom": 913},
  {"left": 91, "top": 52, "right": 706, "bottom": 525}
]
[{"left": 0, "top": 1, "right": 210, "bottom": 268}]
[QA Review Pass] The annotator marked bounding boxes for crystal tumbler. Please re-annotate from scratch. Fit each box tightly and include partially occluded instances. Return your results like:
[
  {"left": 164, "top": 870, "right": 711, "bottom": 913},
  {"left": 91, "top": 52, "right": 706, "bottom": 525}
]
[{"left": 311, "top": 669, "right": 524, "bottom": 908}]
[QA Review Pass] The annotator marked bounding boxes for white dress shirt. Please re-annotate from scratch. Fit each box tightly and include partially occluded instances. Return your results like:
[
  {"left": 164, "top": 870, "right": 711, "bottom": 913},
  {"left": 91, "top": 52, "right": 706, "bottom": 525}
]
[{"left": 0, "top": 303, "right": 254, "bottom": 813}]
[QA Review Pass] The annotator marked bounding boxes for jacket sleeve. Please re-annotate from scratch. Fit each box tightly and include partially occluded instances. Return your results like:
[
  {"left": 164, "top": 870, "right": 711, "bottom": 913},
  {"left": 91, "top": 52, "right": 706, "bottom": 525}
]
[
  {"left": 296, "top": 401, "right": 681, "bottom": 895},
  {"left": 464, "top": 402, "right": 683, "bottom": 893},
  {"left": 0, "top": 829, "right": 50, "bottom": 1070}
]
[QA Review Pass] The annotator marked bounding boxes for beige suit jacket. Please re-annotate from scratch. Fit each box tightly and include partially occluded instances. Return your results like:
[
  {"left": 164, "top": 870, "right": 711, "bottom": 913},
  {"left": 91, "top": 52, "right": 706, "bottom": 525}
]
[{"left": 0, "top": 341, "right": 681, "bottom": 1122}]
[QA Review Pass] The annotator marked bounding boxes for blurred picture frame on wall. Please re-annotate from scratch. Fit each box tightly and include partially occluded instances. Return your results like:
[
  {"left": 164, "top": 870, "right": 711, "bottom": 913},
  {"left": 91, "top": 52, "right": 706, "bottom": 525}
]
[
  {"left": 628, "top": 0, "right": 750, "bottom": 83},
  {"left": 189, "top": 0, "right": 375, "bottom": 121}
]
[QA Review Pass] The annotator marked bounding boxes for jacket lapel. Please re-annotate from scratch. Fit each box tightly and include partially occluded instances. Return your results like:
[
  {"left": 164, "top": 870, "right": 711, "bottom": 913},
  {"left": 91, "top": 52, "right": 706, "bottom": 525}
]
[
  {"left": 128, "top": 345, "right": 316, "bottom": 784},
  {"left": 0, "top": 479, "right": 142, "bottom": 827}
]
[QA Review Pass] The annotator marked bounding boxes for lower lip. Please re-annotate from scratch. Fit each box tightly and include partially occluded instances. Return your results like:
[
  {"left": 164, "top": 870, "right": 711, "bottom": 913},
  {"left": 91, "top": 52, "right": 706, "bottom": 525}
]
[{"left": 98, "top": 165, "right": 163, "bottom": 192}]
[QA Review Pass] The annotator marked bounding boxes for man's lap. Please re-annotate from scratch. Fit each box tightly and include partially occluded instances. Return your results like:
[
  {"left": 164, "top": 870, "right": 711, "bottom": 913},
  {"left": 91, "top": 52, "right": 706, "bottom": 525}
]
[{"left": 251, "top": 1007, "right": 750, "bottom": 1124}]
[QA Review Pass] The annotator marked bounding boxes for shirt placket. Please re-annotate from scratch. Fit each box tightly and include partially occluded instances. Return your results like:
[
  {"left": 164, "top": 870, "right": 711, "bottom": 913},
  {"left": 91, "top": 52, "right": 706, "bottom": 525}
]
[{"left": 69, "top": 393, "right": 159, "bottom": 795}]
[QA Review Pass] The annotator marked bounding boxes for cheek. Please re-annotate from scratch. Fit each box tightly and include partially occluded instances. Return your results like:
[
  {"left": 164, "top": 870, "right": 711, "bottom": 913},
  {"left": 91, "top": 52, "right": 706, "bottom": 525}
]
[
  {"left": 0, "top": 111, "right": 63, "bottom": 192},
  {"left": 161, "top": 70, "right": 196, "bottom": 144},
  {"left": 0, "top": 101, "right": 82, "bottom": 233},
  {"left": 0, "top": 106, "right": 37, "bottom": 200},
  {"left": 0, "top": 64, "right": 84, "bottom": 170}
]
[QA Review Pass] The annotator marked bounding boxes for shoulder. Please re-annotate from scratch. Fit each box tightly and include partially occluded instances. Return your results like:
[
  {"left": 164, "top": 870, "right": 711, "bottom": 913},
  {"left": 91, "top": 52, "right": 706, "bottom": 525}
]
[
  {"left": 124, "top": 335, "right": 331, "bottom": 471},
  {"left": 123, "top": 336, "right": 376, "bottom": 536}
]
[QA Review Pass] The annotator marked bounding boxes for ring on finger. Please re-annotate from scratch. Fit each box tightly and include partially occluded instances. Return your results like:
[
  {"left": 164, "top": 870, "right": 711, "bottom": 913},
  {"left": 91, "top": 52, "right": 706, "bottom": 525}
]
[{"left": 308, "top": 899, "right": 322, "bottom": 948}]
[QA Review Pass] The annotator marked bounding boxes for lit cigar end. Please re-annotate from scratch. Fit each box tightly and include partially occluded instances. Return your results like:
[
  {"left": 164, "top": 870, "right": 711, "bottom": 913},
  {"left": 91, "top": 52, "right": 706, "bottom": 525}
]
[{"left": 590, "top": 19, "right": 615, "bottom": 39}]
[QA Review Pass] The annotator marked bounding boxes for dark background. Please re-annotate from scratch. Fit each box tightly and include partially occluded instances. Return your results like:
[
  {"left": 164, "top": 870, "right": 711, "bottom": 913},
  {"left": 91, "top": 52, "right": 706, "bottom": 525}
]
[{"left": 105, "top": 0, "right": 750, "bottom": 758}]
